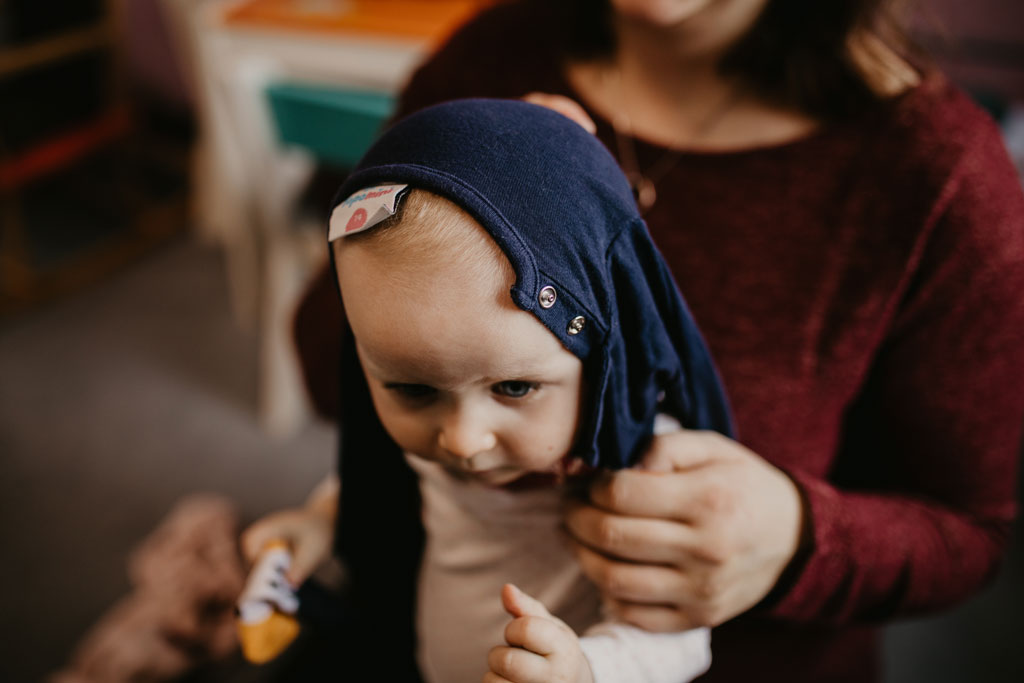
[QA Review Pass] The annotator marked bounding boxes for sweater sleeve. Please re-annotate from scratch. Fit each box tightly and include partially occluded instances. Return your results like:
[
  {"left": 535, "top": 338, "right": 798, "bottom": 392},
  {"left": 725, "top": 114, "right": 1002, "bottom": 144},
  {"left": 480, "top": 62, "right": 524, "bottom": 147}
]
[
  {"left": 579, "top": 623, "right": 711, "bottom": 683},
  {"left": 767, "top": 119, "right": 1024, "bottom": 623}
]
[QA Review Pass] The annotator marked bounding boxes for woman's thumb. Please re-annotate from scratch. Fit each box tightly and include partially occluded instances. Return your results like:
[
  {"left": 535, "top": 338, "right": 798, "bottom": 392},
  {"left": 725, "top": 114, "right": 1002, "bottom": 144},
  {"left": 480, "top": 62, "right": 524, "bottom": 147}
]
[{"left": 501, "top": 584, "right": 552, "bottom": 619}]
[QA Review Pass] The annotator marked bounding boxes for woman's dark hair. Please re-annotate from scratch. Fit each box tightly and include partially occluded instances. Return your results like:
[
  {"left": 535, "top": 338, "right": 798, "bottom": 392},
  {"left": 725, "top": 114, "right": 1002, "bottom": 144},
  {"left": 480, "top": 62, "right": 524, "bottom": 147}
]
[{"left": 558, "top": 0, "right": 919, "bottom": 121}]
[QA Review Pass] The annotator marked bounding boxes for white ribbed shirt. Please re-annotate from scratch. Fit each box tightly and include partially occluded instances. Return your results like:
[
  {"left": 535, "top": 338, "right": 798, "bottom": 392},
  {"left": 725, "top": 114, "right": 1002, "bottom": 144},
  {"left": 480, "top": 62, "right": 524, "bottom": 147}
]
[{"left": 407, "top": 416, "right": 711, "bottom": 683}]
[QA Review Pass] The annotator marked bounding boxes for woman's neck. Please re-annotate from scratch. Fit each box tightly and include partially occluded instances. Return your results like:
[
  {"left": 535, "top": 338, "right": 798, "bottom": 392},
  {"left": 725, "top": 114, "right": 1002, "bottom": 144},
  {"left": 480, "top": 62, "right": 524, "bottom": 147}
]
[
  {"left": 565, "top": 3, "right": 824, "bottom": 151},
  {"left": 567, "top": 51, "right": 820, "bottom": 152},
  {"left": 611, "top": 17, "right": 728, "bottom": 114}
]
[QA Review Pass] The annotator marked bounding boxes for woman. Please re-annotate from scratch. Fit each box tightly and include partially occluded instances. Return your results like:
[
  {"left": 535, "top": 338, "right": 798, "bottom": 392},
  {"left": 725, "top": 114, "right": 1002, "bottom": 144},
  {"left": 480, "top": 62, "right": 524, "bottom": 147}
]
[{"left": 292, "top": 1, "right": 1024, "bottom": 680}]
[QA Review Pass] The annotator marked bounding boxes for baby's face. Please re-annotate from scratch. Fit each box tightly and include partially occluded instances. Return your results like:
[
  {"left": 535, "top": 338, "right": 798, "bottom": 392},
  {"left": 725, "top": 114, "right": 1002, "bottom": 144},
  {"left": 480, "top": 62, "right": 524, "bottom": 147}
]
[{"left": 336, "top": 230, "right": 585, "bottom": 486}]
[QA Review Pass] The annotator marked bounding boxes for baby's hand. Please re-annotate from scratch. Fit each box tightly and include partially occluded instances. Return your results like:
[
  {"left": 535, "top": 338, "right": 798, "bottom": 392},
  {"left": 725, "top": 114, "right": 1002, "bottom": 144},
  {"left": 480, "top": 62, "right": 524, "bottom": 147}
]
[
  {"left": 485, "top": 584, "right": 594, "bottom": 683},
  {"left": 240, "top": 506, "right": 332, "bottom": 587}
]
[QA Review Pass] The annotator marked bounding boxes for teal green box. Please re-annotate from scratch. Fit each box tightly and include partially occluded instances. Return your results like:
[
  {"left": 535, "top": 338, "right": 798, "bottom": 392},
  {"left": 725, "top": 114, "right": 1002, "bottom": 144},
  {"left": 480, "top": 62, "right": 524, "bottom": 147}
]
[{"left": 266, "top": 83, "right": 396, "bottom": 168}]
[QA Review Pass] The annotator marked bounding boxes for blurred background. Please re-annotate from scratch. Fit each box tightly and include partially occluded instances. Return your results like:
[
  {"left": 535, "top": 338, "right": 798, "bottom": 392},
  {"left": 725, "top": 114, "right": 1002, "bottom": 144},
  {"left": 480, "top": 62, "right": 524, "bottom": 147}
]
[{"left": 0, "top": 1, "right": 1021, "bottom": 682}]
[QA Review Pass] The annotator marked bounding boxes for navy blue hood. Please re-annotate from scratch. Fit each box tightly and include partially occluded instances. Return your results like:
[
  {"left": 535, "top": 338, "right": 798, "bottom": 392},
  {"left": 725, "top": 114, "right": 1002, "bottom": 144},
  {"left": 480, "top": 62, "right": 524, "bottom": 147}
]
[{"left": 330, "top": 98, "right": 734, "bottom": 470}]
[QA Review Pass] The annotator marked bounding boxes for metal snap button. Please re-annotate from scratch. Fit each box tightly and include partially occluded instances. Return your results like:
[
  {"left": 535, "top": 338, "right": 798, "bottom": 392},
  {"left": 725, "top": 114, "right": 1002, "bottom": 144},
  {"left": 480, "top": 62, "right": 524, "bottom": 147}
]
[
  {"left": 538, "top": 286, "right": 557, "bottom": 309},
  {"left": 567, "top": 316, "right": 586, "bottom": 335}
]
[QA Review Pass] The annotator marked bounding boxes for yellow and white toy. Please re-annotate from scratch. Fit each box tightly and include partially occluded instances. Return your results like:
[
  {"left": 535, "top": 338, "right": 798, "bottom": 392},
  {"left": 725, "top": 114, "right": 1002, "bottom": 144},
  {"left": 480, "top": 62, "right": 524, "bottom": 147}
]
[{"left": 236, "top": 541, "right": 301, "bottom": 663}]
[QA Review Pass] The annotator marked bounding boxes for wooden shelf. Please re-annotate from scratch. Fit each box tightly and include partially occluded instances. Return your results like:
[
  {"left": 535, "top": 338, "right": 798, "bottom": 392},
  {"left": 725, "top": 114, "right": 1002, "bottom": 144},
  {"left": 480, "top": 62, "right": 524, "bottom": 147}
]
[
  {"left": 0, "top": 22, "right": 113, "bottom": 78},
  {"left": 0, "top": 1, "right": 184, "bottom": 315}
]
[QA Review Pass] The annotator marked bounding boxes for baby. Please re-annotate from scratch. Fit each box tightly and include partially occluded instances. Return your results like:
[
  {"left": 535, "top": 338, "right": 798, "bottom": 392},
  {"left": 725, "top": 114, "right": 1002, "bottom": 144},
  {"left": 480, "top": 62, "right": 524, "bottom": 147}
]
[{"left": 243, "top": 99, "right": 734, "bottom": 683}]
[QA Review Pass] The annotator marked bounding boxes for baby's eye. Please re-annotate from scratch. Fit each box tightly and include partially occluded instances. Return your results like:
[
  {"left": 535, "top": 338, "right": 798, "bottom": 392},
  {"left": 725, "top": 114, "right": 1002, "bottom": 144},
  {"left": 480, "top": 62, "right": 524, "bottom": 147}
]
[
  {"left": 492, "top": 381, "right": 537, "bottom": 398},
  {"left": 385, "top": 383, "right": 437, "bottom": 399}
]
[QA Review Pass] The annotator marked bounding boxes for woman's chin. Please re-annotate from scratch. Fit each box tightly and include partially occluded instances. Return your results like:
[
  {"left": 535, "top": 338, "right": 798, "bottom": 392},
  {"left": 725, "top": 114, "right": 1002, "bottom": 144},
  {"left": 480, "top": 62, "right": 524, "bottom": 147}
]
[{"left": 612, "top": 0, "right": 712, "bottom": 26}]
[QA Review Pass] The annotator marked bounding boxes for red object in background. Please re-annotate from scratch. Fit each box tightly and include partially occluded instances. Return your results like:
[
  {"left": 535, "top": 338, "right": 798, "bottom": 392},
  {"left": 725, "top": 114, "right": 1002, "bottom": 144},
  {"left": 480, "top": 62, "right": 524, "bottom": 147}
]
[{"left": 0, "top": 106, "right": 132, "bottom": 191}]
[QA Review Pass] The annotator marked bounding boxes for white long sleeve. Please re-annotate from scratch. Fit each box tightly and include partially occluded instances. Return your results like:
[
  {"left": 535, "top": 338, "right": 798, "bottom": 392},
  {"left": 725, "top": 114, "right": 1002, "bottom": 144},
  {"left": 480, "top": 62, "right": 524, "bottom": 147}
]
[{"left": 579, "top": 622, "right": 711, "bottom": 683}]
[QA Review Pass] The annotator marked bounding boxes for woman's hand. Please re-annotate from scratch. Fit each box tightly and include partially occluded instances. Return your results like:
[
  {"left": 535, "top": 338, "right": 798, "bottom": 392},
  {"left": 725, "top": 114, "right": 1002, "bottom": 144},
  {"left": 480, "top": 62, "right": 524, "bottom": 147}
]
[
  {"left": 522, "top": 93, "right": 597, "bottom": 134},
  {"left": 564, "top": 430, "right": 805, "bottom": 630}
]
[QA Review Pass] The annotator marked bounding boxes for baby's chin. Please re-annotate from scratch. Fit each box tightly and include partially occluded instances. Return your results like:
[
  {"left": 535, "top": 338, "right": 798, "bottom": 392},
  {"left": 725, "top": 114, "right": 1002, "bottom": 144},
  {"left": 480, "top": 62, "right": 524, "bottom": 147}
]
[
  {"left": 446, "top": 464, "right": 529, "bottom": 487},
  {"left": 445, "top": 460, "right": 583, "bottom": 490}
]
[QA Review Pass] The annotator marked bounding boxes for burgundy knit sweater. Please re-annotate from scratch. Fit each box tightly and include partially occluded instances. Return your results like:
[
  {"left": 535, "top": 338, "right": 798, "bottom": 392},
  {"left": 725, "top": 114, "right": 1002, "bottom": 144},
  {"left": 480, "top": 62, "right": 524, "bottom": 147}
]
[{"left": 293, "top": 3, "right": 1024, "bottom": 680}]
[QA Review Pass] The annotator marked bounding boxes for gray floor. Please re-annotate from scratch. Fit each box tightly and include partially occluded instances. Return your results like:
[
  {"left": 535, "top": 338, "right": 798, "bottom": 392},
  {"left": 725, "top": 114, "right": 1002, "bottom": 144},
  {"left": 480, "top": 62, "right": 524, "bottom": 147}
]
[
  {"left": 0, "top": 238, "right": 333, "bottom": 683},
  {"left": 0, "top": 238, "right": 1020, "bottom": 682}
]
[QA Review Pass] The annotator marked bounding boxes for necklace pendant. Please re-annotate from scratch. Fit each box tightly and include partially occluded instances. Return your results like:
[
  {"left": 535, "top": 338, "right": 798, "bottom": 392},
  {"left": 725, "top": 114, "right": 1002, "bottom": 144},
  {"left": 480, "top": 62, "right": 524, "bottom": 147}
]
[{"left": 633, "top": 176, "right": 657, "bottom": 213}]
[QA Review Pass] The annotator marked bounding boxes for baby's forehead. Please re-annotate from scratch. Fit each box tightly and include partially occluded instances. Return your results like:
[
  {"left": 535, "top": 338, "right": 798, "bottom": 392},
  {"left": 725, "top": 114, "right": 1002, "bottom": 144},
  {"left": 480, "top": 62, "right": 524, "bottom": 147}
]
[{"left": 333, "top": 188, "right": 515, "bottom": 294}]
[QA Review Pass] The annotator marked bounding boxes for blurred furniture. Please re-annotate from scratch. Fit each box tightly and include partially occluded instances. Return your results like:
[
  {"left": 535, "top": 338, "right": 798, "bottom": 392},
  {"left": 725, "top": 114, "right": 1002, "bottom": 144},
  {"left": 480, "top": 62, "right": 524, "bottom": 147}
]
[
  {"left": 911, "top": 0, "right": 1024, "bottom": 101},
  {"left": 266, "top": 82, "right": 395, "bottom": 168},
  {"left": 0, "top": 0, "right": 169, "bottom": 313},
  {"left": 174, "top": 0, "right": 487, "bottom": 434}
]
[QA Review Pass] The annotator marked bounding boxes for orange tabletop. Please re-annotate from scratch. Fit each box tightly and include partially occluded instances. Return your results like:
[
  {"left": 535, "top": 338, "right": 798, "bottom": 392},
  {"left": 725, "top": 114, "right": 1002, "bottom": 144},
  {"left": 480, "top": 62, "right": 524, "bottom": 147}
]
[{"left": 222, "top": 0, "right": 491, "bottom": 45}]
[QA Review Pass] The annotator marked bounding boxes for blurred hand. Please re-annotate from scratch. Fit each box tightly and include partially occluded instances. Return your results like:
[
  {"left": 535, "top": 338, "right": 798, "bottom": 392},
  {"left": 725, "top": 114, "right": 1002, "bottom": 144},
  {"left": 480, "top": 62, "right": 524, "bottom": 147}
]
[
  {"left": 240, "top": 506, "right": 333, "bottom": 587},
  {"left": 565, "top": 429, "right": 804, "bottom": 630},
  {"left": 522, "top": 93, "right": 597, "bottom": 134},
  {"left": 485, "top": 584, "right": 593, "bottom": 683}
]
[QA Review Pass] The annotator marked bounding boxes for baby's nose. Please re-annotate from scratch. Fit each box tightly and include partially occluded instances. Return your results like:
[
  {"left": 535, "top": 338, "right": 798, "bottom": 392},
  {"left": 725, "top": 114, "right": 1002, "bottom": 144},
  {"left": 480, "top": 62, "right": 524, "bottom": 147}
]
[{"left": 437, "top": 416, "right": 497, "bottom": 460}]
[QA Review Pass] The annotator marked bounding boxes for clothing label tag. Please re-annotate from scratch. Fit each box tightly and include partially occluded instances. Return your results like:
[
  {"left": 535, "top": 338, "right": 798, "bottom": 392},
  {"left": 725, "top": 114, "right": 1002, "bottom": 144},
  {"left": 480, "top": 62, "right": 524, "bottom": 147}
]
[{"left": 328, "top": 184, "right": 409, "bottom": 241}]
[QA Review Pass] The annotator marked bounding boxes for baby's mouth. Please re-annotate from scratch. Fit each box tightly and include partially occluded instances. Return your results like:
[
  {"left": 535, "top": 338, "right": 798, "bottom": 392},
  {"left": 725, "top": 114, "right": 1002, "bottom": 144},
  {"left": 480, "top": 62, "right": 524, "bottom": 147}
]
[
  {"left": 450, "top": 452, "right": 504, "bottom": 473},
  {"left": 443, "top": 458, "right": 524, "bottom": 484}
]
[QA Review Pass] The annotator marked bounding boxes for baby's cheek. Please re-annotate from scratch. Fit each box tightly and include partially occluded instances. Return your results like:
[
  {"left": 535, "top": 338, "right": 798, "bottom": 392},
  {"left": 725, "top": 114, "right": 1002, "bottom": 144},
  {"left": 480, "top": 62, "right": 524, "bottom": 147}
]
[
  {"left": 511, "top": 432, "right": 572, "bottom": 471},
  {"left": 377, "top": 413, "right": 432, "bottom": 457}
]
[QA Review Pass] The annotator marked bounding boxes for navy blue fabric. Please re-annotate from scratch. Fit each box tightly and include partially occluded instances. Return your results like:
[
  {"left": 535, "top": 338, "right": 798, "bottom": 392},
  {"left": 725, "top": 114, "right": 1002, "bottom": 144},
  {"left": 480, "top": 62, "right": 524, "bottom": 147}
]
[{"left": 332, "top": 98, "right": 735, "bottom": 469}]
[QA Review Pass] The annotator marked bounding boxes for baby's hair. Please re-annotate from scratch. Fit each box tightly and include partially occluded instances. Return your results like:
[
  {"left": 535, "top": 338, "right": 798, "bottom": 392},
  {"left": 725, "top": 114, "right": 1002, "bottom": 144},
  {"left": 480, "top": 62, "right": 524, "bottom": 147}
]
[{"left": 334, "top": 188, "right": 514, "bottom": 290}]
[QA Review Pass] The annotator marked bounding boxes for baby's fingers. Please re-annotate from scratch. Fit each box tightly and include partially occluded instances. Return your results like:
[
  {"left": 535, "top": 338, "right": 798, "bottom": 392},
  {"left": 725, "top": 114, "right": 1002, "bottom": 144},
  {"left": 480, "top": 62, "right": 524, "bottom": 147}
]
[
  {"left": 504, "top": 615, "right": 572, "bottom": 657},
  {"left": 488, "top": 645, "right": 549, "bottom": 683},
  {"left": 502, "top": 584, "right": 553, "bottom": 620},
  {"left": 240, "top": 519, "right": 284, "bottom": 564},
  {"left": 286, "top": 527, "right": 331, "bottom": 586},
  {"left": 482, "top": 674, "right": 515, "bottom": 683}
]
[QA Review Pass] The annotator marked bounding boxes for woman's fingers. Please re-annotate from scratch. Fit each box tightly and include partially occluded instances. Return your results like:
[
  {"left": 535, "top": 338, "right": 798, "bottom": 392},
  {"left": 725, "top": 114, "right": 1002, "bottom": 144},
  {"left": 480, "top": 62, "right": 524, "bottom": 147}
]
[
  {"left": 584, "top": 432, "right": 741, "bottom": 520},
  {"left": 522, "top": 92, "right": 597, "bottom": 133},
  {"left": 568, "top": 540, "right": 691, "bottom": 605},
  {"left": 638, "top": 429, "right": 726, "bottom": 472},
  {"left": 563, "top": 501, "right": 697, "bottom": 564},
  {"left": 586, "top": 468, "right": 704, "bottom": 521},
  {"left": 565, "top": 429, "right": 805, "bottom": 628},
  {"left": 567, "top": 541, "right": 730, "bottom": 629}
]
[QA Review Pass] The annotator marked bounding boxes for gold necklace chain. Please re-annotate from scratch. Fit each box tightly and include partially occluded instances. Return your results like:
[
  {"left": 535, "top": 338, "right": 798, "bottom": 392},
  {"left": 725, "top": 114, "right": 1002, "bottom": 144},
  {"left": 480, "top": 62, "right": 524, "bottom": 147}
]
[{"left": 607, "top": 67, "right": 744, "bottom": 213}]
